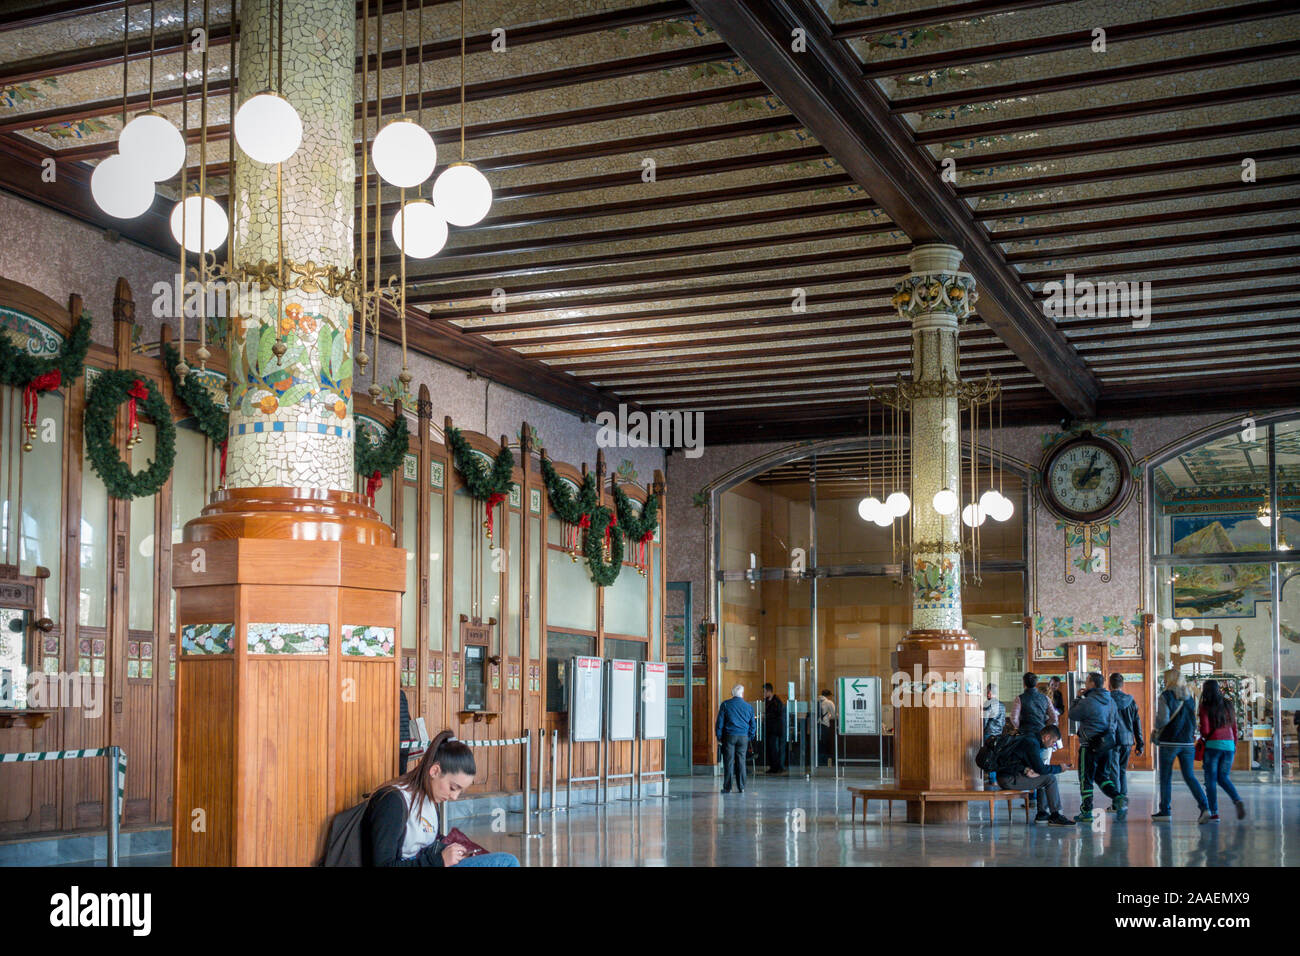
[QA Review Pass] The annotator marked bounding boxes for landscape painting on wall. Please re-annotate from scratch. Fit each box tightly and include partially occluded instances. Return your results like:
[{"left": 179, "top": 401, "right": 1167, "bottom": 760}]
[{"left": 1169, "top": 513, "right": 1277, "bottom": 618}]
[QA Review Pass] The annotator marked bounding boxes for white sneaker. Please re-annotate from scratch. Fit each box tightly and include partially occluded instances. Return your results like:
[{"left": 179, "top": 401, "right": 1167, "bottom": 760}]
[{"left": 1197, "top": 808, "right": 1211, "bottom": 824}]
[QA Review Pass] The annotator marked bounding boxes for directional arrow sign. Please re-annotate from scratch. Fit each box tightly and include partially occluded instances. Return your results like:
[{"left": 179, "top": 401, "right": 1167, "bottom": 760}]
[{"left": 837, "top": 676, "right": 879, "bottom": 735}]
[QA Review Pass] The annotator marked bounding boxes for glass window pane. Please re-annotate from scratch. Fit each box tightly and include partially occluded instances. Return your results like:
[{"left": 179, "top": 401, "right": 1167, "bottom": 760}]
[
  {"left": 79, "top": 431, "right": 109, "bottom": 628},
  {"left": 1155, "top": 424, "right": 1272, "bottom": 553},
  {"left": 19, "top": 390, "right": 63, "bottom": 624},
  {"left": 452, "top": 489, "right": 502, "bottom": 651},
  {"left": 452, "top": 490, "right": 470, "bottom": 652},
  {"left": 170, "top": 424, "right": 208, "bottom": 630},
  {"left": 546, "top": 516, "right": 597, "bottom": 631},
  {"left": 428, "top": 490, "right": 443, "bottom": 652},
  {"left": 605, "top": 559, "right": 647, "bottom": 636},
  {"left": 528, "top": 515, "right": 540, "bottom": 659},
  {"left": 652, "top": 547, "right": 661, "bottom": 661},
  {"left": 546, "top": 631, "right": 596, "bottom": 713},
  {"left": 402, "top": 483, "right": 417, "bottom": 650},
  {"left": 606, "top": 638, "right": 645, "bottom": 662},
  {"left": 127, "top": 422, "right": 157, "bottom": 630}
]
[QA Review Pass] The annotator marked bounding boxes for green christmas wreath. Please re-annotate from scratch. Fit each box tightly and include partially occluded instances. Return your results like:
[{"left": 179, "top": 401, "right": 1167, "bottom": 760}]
[
  {"left": 612, "top": 482, "right": 659, "bottom": 541},
  {"left": 162, "top": 342, "right": 228, "bottom": 445},
  {"left": 0, "top": 308, "right": 92, "bottom": 390},
  {"left": 539, "top": 454, "right": 597, "bottom": 523},
  {"left": 583, "top": 504, "right": 623, "bottom": 587},
  {"left": 445, "top": 425, "right": 514, "bottom": 499},
  {"left": 84, "top": 370, "right": 176, "bottom": 500},
  {"left": 356, "top": 414, "right": 410, "bottom": 478}
]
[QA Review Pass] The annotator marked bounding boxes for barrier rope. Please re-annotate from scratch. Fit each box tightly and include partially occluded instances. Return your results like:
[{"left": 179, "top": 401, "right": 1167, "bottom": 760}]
[{"left": 1, "top": 748, "right": 126, "bottom": 817}]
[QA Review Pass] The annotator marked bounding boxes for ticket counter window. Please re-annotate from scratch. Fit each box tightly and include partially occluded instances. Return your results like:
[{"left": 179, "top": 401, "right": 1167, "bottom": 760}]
[{"left": 546, "top": 631, "right": 595, "bottom": 713}]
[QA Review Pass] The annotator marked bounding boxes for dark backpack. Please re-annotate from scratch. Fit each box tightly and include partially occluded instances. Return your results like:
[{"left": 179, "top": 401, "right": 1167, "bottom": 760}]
[
  {"left": 317, "top": 792, "right": 376, "bottom": 867},
  {"left": 975, "top": 734, "right": 1020, "bottom": 773}
]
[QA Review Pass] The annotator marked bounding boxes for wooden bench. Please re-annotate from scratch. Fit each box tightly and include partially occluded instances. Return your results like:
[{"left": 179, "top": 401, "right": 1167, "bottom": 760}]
[{"left": 848, "top": 786, "right": 1032, "bottom": 825}]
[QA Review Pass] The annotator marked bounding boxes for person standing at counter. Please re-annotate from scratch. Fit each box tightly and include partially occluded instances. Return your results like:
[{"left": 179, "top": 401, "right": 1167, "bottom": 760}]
[{"left": 763, "top": 683, "right": 787, "bottom": 774}]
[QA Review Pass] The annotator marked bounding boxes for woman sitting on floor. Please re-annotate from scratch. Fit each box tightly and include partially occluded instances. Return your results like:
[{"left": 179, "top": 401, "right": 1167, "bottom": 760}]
[{"left": 362, "top": 730, "right": 519, "bottom": 867}]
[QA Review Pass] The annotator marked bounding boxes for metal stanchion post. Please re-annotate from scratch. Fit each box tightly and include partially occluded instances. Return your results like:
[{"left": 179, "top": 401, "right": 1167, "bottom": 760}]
[
  {"left": 536, "top": 729, "right": 546, "bottom": 810},
  {"left": 523, "top": 734, "right": 532, "bottom": 835},
  {"left": 107, "top": 745, "right": 119, "bottom": 868},
  {"left": 551, "top": 729, "right": 563, "bottom": 813}
]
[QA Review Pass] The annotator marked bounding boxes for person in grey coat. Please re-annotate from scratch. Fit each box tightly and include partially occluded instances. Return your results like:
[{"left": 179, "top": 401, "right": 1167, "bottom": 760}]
[
  {"left": 1107, "top": 672, "right": 1143, "bottom": 817},
  {"left": 1071, "top": 672, "right": 1124, "bottom": 822}
]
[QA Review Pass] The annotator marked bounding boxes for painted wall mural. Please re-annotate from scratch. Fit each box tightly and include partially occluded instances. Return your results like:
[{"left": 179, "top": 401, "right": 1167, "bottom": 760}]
[{"left": 1169, "top": 513, "right": 1274, "bottom": 619}]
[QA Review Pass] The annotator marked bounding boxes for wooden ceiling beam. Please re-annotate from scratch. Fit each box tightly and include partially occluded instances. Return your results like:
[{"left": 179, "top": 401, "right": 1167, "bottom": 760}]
[
  {"left": 832, "top": 0, "right": 1069, "bottom": 39},
  {"left": 891, "top": 40, "right": 1300, "bottom": 114},
  {"left": 989, "top": 197, "right": 1300, "bottom": 243},
  {"left": 1019, "top": 244, "right": 1300, "bottom": 281},
  {"left": 858, "top": 1, "right": 1296, "bottom": 78},
  {"left": 1004, "top": 222, "right": 1300, "bottom": 263},
  {"left": 975, "top": 174, "right": 1300, "bottom": 221},
  {"left": 687, "top": 0, "right": 1098, "bottom": 417}
]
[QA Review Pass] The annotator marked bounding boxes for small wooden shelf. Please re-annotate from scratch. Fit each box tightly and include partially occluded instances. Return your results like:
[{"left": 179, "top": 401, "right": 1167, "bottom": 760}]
[{"left": 0, "top": 710, "right": 53, "bottom": 730}]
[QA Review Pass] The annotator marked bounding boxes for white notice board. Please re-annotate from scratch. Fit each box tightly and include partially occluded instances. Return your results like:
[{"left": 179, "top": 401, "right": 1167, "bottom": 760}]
[
  {"left": 570, "top": 656, "right": 604, "bottom": 742},
  {"left": 607, "top": 659, "right": 638, "bottom": 741},
  {"left": 837, "top": 676, "right": 880, "bottom": 735},
  {"left": 641, "top": 661, "right": 667, "bottom": 740}
]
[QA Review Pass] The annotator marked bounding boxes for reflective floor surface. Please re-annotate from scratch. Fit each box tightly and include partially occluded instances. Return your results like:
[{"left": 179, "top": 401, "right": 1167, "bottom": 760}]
[{"left": 489, "top": 771, "right": 1300, "bottom": 867}]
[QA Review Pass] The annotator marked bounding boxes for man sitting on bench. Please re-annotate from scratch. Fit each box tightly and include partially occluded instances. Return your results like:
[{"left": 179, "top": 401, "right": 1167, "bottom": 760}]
[{"left": 995, "top": 725, "right": 1074, "bottom": 827}]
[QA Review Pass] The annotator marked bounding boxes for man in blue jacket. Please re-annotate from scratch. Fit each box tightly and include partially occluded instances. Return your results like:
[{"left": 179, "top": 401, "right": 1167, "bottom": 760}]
[
  {"left": 1107, "top": 672, "right": 1143, "bottom": 820},
  {"left": 716, "top": 684, "right": 757, "bottom": 794},
  {"left": 995, "top": 725, "right": 1075, "bottom": 826},
  {"left": 1071, "top": 671, "right": 1125, "bottom": 822}
]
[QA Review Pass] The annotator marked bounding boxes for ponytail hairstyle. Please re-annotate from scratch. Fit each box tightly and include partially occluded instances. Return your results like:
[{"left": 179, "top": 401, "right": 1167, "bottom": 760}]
[{"left": 391, "top": 730, "right": 477, "bottom": 821}]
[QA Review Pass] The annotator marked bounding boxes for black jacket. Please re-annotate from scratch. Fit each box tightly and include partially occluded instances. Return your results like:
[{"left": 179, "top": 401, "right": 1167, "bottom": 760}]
[
  {"left": 361, "top": 787, "right": 446, "bottom": 867},
  {"left": 765, "top": 694, "right": 786, "bottom": 731},
  {"left": 1111, "top": 688, "right": 1143, "bottom": 749},
  {"left": 999, "top": 735, "right": 1062, "bottom": 777},
  {"left": 1071, "top": 686, "right": 1118, "bottom": 745},
  {"left": 1016, "top": 688, "right": 1050, "bottom": 736}
]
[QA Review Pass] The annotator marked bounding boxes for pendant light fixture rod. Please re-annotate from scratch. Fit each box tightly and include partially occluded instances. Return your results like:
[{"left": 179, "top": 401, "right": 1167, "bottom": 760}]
[
  {"left": 148, "top": 1, "right": 155, "bottom": 110},
  {"left": 459, "top": 0, "right": 465, "bottom": 160},
  {"left": 178, "top": 0, "right": 189, "bottom": 373},
  {"left": 372, "top": 0, "right": 383, "bottom": 394},
  {"left": 121, "top": 3, "right": 129, "bottom": 126},
  {"left": 359, "top": 0, "right": 369, "bottom": 351},
  {"left": 227, "top": 0, "right": 237, "bottom": 278},
  {"left": 198, "top": 0, "right": 210, "bottom": 368}
]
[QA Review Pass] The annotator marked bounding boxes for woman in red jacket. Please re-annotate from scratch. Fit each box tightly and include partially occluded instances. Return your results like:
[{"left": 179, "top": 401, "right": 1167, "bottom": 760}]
[{"left": 1198, "top": 680, "right": 1246, "bottom": 823}]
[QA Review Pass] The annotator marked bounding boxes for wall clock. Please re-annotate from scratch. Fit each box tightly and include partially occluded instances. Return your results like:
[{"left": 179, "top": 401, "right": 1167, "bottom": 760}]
[{"left": 1040, "top": 431, "right": 1133, "bottom": 522}]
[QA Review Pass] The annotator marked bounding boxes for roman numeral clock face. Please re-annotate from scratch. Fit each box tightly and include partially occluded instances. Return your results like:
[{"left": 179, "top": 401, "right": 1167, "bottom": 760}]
[{"left": 1044, "top": 438, "right": 1127, "bottom": 520}]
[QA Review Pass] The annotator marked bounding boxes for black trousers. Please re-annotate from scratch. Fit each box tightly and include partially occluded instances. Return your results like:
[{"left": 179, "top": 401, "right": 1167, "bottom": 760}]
[
  {"left": 721, "top": 735, "right": 748, "bottom": 791},
  {"left": 1113, "top": 745, "right": 1132, "bottom": 799},
  {"left": 1078, "top": 743, "right": 1122, "bottom": 811},
  {"left": 765, "top": 732, "right": 785, "bottom": 771}
]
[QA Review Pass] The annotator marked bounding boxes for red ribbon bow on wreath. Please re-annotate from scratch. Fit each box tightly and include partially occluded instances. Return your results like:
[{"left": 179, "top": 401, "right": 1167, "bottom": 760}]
[
  {"left": 485, "top": 491, "right": 508, "bottom": 539},
  {"left": 603, "top": 512, "right": 618, "bottom": 548},
  {"left": 22, "top": 370, "right": 62, "bottom": 440},
  {"left": 637, "top": 528, "right": 654, "bottom": 569},
  {"left": 126, "top": 378, "right": 148, "bottom": 438},
  {"left": 366, "top": 469, "right": 383, "bottom": 502}
]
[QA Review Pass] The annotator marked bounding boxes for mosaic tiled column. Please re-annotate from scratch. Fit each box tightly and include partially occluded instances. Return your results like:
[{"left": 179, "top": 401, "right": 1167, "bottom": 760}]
[
  {"left": 225, "top": 0, "right": 356, "bottom": 491},
  {"left": 174, "top": 0, "right": 404, "bottom": 867},
  {"left": 893, "top": 244, "right": 985, "bottom": 819}
]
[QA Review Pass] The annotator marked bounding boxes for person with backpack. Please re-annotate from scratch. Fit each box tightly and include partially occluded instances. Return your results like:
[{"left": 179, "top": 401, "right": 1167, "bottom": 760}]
[
  {"left": 1198, "top": 679, "right": 1246, "bottom": 823},
  {"left": 1150, "top": 669, "right": 1208, "bottom": 821},
  {"left": 1071, "top": 671, "right": 1125, "bottom": 823},
  {"left": 359, "top": 731, "right": 520, "bottom": 867},
  {"left": 1107, "top": 673, "right": 1143, "bottom": 818},
  {"left": 989, "top": 724, "right": 1074, "bottom": 827},
  {"left": 1010, "top": 672, "right": 1061, "bottom": 820}
]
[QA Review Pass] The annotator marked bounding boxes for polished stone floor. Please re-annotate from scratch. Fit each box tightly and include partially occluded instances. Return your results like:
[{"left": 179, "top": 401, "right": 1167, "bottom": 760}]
[{"left": 486, "top": 770, "right": 1300, "bottom": 867}]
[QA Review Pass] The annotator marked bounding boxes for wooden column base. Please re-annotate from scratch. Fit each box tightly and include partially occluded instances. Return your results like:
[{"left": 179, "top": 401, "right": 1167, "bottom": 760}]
[
  {"left": 895, "top": 629, "right": 985, "bottom": 804},
  {"left": 172, "top": 488, "right": 406, "bottom": 866}
]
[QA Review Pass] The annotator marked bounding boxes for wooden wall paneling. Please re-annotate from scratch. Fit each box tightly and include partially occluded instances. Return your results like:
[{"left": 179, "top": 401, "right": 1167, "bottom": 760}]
[
  {"left": 335, "top": 585, "right": 400, "bottom": 816},
  {"left": 414, "top": 388, "right": 431, "bottom": 728},
  {"left": 439, "top": 433, "right": 452, "bottom": 742}
]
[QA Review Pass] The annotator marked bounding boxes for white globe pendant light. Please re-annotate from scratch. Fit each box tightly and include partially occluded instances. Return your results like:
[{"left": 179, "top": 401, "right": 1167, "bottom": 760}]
[
  {"left": 872, "top": 510, "right": 894, "bottom": 528},
  {"left": 169, "top": 195, "right": 228, "bottom": 253},
  {"left": 234, "top": 91, "right": 302, "bottom": 164},
  {"left": 392, "top": 199, "right": 448, "bottom": 259},
  {"left": 989, "top": 493, "right": 1014, "bottom": 522},
  {"left": 979, "top": 489, "right": 1001, "bottom": 518},
  {"left": 432, "top": 161, "right": 493, "bottom": 226},
  {"left": 857, "top": 497, "right": 882, "bottom": 522},
  {"left": 961, "top": 503, "right": 986, "bottom": 528},
  {"left": 119, "top": 110, "right": 186, "bottom": 182},
  {"left": 885, "top": 491, "right": 911, "bottom": 517},
  {"left": 372, "top": 118, "right": 437, "bottom": 188},
  {"left": 90, "top": 155, "right": 155, "bottom": 219},
  {"left": 932, "top": 487, "right": 958, "bottom": 516}
]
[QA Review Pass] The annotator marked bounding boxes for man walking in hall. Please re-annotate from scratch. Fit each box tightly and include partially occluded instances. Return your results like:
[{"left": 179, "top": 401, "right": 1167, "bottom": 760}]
[
  {"left": 1108, "top": 672, "right": 1143, "bottom": 820},
  {"left": 1072, "top": 671, "right": 1125, "bottom": 823},
  {"left": 1010, "top": 672, "right": 1060, "bottom": 821},
  {"left": 716, "top": 684, "right": 757, "bottom": 794},
  {"left": 763, "top": 683, "right": 787, "bottom": 773}
]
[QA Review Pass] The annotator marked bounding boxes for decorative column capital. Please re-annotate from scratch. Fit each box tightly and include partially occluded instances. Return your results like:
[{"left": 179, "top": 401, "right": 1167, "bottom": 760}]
[{"left": 891, "top": 243, "right": 978, "bottom": 324}]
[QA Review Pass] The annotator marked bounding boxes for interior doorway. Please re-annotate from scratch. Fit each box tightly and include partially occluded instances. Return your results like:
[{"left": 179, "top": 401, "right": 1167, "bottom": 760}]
[{"left": 664, "top": 581, "right": 693, "bottom": 776}]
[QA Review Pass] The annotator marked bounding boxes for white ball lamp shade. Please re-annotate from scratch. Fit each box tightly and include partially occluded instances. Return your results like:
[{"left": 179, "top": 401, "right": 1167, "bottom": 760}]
[
  {"left": 118, "top": 110, "right": 186, "bottom": 182},
  {"left": 432, "top": 161, "right": 493, "bottom": 226},
  {"left": 857, "top": 497, "right": 882, "bottom": 522},
  {"left": 169, "top": 195, "right": 228, "bottom": 253},
  {"left": 979, "top": 489, "right": 1001, "bottom": 517},
  {"left": 873, "top": 511, "right": 894, "bottom": 528},
  {"left": 391, "top": 200, "right": 448, "bottom": 259},
  {"left": 885, "top": 491, "right": 911, "bottom": 517},
  {"left": 233, "top": 91, "right": 302, "bottom": 164},
  {"left": 1211, "top": 643, "right": 1224, "bottom": 654},
  {"left": 932, "top": 487, "right": 958, "bottom": 516},
  {"left": 1179, "top": 618, "right": 1194, "bottom": 632},
  {"left": 990, "top": 494, "right": 1014, "bottom": 522},
  {"left": 1160, "top": 618, "right": 1177, "bottom": 633},
  {"left": 961, "top": 503, "right": 986, "bottom": 527},
  {"left": 372, "top": 119, "right": 437, "bottom": 188},
  {"left": 90, "top": 155, "right": 155, "bottom": 219}
]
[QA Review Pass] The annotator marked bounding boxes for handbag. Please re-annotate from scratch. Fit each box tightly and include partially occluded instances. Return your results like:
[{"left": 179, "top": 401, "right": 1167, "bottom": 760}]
[{"left": 440, "top": 827, "right": 488, "bottom": 858}]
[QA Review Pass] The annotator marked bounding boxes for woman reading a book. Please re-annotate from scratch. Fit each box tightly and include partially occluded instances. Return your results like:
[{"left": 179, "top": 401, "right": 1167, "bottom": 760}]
[{"left": 362, "top": 730, "right": 520, "bottom": 867}]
